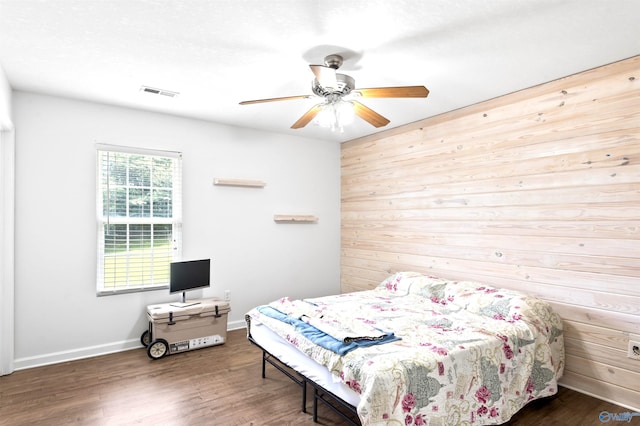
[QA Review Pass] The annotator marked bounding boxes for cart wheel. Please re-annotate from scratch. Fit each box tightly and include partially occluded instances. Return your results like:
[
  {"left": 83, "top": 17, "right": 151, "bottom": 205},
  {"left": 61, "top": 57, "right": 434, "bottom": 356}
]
[
  {"left": 140, "top": 330, "right": 151, "bottom": 347},
  {"left": 147, "top": 339, "right": 169, "bottom": 360}
]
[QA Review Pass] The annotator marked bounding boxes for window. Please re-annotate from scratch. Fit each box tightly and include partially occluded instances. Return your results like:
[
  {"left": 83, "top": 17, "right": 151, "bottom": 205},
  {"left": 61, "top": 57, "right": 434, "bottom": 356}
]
[{"left": 96, "top": 144, "right": 182, "bottom": 295}]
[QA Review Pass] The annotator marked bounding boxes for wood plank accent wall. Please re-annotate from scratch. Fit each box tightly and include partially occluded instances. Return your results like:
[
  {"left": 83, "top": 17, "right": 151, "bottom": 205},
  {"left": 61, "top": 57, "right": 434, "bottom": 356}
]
[{"left": 340, "top": 55, "right": 640, "bottom": 410}]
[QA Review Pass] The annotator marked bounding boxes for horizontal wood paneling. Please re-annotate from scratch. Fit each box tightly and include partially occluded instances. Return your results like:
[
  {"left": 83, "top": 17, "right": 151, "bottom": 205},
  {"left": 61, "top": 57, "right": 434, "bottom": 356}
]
[
  {"left": 341, "top": 55, "right": 640, "bottom": 410},
  {"left": 564, "top": 338, "right": 638, "bottom": 372},
  {"left": 564, "top": 354, "right": 640, "bottom": 392},
  {"left": 550, "top": 302, "right": 639, "bottom": 335},
  {"left": 563, "top": 320, "right": 630, "bottom": 351},
  {"left": 561, "top": 371, "right": 640, "bottom": 412}
]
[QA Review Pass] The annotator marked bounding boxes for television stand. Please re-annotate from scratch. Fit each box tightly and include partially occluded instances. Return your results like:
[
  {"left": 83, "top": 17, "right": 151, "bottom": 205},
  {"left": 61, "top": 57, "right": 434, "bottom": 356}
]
[
  {"left": 171, "top": 290, "right": 205, "bottom": 308},
  {"left": 142, "top": 298, "right": 231, "bottom": 360}
]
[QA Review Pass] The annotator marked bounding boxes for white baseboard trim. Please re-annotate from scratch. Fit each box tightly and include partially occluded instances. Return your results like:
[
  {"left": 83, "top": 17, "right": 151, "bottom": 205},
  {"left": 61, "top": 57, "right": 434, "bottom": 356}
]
[
  {"left": 227, "top": 319, "right": 247, "bottom": 331},
  {"left": 14, "top": 338, "right": 141, "bottom": 371},
  {"left": 13, "top": 322, "right": 248, "bottom": 371}
]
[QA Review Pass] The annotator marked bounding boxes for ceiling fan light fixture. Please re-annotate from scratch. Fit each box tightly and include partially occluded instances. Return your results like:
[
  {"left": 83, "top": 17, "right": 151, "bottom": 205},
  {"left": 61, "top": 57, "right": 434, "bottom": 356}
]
[{"left": 313, "top": 99, "right": 354, "bottom": 132}]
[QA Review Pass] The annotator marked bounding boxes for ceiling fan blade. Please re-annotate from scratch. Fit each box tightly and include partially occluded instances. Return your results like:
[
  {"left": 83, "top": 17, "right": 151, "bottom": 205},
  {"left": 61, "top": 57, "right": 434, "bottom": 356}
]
[
  {"left": 291, "top": 104, "right": 324, "bottom": 129},
  {"left": 239, "top": 95, "right": 311, "bottom": 105},
  {"left": 355, "top": 86, "right": 429, "bottom": 98},
  {"left": 352, "top": 101, "right": 390, "bottom": 128},
  {"left": 309, "top": 65, "right": 338, "bottom": 89}
]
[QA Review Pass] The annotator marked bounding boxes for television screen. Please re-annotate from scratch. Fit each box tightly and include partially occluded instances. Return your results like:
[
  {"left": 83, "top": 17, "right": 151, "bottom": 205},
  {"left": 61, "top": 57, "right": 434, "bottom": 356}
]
[{"left": 169, "top": 259, "right": 211, "bottom": 295}]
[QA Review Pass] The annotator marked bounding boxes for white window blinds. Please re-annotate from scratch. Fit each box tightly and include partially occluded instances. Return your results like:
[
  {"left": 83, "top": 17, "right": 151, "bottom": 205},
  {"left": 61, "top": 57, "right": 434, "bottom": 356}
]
[{"left": 96, "top": 144, "right": 182, "bottom": 295}]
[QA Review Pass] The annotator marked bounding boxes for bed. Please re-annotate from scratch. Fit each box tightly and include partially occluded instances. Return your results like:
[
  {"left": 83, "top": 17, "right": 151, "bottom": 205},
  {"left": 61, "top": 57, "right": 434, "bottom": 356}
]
[{"left": 245, "top": 272, "right": 565, "bottom": 425}]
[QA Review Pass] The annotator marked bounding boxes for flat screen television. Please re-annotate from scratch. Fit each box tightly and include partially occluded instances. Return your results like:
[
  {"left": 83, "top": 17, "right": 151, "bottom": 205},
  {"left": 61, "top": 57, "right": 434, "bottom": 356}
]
[{"left": 169, "top": 259, "right": 210, "bottom": 306}]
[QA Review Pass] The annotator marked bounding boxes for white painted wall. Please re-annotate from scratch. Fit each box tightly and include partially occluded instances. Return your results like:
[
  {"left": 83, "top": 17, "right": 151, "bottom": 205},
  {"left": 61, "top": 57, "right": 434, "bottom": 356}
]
[
  {"left": 12, "top": 91, "right": 340, "bottom": 368},
  {"left": 0, "top": 63, "right": 15, "bottom": 375}
]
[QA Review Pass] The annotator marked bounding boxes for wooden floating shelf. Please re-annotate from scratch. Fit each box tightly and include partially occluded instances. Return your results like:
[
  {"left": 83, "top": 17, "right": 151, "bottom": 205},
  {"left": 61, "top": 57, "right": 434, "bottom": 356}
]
[
  {"left": 273, "top": 215, "right": 318, "bottom": 223},
  {"left": 213, "top": 178, "right": 266, "bottom": 188}
]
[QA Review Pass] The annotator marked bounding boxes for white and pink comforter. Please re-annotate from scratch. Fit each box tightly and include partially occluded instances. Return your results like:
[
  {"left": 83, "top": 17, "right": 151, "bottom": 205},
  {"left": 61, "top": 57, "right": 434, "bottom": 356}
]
[{"left": 247, "top": 272, "right": 564, "bottom": 425}]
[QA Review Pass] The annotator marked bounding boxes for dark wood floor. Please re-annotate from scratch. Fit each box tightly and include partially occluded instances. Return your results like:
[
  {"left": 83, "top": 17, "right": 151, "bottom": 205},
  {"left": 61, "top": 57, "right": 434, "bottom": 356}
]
[{"left": 0, "top": 329, "right": 637, "bottom": 425}]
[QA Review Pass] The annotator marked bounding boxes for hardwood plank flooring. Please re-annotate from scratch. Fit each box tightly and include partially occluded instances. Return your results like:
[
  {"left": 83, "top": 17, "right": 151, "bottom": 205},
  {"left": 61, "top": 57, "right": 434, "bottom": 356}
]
[{"left": 0, "top": 329, "right": 637, "bottom": 425}]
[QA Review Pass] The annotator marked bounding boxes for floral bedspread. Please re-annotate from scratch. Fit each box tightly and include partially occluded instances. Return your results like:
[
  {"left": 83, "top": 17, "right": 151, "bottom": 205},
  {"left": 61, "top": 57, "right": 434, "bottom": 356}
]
[{"left": 247, "top": 272, "right": 564, "bottom": 425}]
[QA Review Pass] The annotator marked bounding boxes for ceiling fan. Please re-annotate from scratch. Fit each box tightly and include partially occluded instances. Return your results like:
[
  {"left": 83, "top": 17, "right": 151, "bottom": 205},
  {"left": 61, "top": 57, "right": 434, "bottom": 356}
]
[{"left": 239, "top": 54, "right": 429, "bottom": 130}]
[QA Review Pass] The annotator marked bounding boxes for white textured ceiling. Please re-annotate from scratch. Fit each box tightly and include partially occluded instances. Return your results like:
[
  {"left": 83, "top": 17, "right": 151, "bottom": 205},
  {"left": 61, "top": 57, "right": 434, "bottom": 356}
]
[{"left": 1, "top": 0, "right": 639, "bottom": 142}]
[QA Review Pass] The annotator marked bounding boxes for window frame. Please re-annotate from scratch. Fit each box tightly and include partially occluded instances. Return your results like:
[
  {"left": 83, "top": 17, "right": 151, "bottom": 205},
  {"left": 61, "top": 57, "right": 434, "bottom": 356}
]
[{"left": 96, "top": 144, "right": 182, "bottom": 296}]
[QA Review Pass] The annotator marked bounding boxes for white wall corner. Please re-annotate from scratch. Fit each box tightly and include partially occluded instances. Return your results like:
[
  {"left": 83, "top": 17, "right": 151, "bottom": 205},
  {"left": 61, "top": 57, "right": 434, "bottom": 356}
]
[{"left": 0, "top": 129, "right": 16, "bottom": 375}]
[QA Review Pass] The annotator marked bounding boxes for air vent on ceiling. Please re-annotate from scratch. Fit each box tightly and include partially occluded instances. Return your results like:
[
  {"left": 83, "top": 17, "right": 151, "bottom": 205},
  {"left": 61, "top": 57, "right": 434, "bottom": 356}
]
[{"left": 140, "top": 86, "right": 179, "bottom": 98}]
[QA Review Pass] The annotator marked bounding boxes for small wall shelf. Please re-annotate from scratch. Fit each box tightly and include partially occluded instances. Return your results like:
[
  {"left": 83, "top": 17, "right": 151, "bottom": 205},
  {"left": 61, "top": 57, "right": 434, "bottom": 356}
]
[
  {"left": 273, "top": 215, "right": 318, "bottom": 223},
  {"left": 213, "top": 178, "right": 266, "bottom": 188}
]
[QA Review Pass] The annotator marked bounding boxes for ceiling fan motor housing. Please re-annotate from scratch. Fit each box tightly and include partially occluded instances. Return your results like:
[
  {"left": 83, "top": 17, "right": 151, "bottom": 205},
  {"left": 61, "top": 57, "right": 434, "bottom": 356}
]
[
  {"left": 323, "top": 54, "right": 344, "bottom": 69},
  {"left": 312, "top": 73, "right": 355, "bottom": 98}
]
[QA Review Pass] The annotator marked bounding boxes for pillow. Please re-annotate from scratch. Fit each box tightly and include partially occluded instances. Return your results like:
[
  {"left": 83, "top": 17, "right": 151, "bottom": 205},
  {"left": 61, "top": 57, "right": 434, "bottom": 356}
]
[
  {"left": 407, "top": 275, "right": 453, "bottom": 301},
  {"left": 445, "top": 281, "right": 531, "bottom": 323},
  {"left": 376, "top": 271, "right": 425, "bottom": 295}
]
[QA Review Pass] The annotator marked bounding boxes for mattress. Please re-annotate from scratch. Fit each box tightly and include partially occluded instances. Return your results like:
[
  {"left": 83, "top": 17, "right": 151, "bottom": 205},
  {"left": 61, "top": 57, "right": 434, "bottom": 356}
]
[{"left": 250, "top": 320, "right": 361, "bottom": 408}]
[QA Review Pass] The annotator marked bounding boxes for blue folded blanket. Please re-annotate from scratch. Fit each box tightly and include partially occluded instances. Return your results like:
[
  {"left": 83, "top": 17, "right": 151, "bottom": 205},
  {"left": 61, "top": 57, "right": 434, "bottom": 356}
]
[{"left": 257, "top": 305, "right": 400, "bottom": 355}]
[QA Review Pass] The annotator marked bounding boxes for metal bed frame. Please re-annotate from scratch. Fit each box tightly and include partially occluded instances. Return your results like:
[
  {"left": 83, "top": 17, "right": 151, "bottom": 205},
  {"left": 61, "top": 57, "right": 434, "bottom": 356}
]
[{"left": 246, "top": 327, "right": 360, "bottom": 425}]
